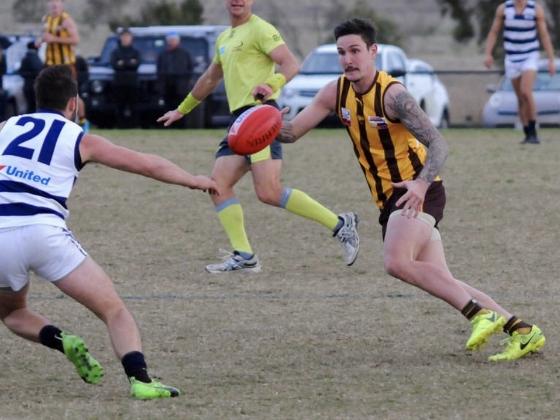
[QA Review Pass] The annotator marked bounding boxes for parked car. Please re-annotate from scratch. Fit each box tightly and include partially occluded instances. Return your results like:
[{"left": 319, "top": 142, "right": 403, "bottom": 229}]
[
  {"left": 1, "top": 34, "right": 40, "bottom": 117},
  {"left": 482, "top": 58, "right": 560, "bottom": 127},
  {"left": 86, "top": 25, "right": 229, "bottom": 128},
  {"left": 278, "top": 43, "right": 450, "bottom": 127},
  {"left": 407, "top": 59, "right": 450, "bottom": 128}
]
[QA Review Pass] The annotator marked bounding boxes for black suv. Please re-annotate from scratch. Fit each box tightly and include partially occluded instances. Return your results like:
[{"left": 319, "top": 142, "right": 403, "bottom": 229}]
[{"left": 85, "top": 25, "right": 229, "bottom": 128}]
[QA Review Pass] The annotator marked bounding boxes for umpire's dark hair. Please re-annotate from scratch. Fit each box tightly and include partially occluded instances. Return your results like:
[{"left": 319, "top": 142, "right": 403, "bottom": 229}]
[
  {"left": 334, "top": 18, "right": 377, "bottom": 46},
  {"left": 35, "top": 65, "right": 78, "bottom": 111}
]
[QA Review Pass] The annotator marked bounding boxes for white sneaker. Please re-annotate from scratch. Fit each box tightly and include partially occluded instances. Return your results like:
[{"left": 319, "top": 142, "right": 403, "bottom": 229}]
[
  {"left": 205, "top": 250, "right": 262, "bottom": 273},
  {"left": 334, "top": 212, "right": 360, "bottom": 266}
]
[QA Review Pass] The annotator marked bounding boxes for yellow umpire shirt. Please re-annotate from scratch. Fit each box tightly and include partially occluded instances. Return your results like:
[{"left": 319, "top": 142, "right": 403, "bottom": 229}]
[{"left": 213, "top": 15, "right": 285, "bottom": 112}]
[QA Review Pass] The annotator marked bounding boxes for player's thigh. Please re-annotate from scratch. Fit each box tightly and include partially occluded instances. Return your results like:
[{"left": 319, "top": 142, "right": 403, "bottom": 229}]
[
  {"left": 211, "top": 155, "right": 249, "bottom": 190},
  {"left": 520, "top": 70, "right": 537, "bottom": 95},
  {"left": 0, "top": 284, "right": 29, "bottom": 319},
  {"left": 54, "top": 257, "right": 125, "bottom": 319},
  {"left": 383, "top": 212, "right": 433, "bottom": 261},
  {"left": 511, "top": 76, "right": 523, "bottom": 98},
  {"left": 416, "top": 233, "right": 451, "bottom": 274}
]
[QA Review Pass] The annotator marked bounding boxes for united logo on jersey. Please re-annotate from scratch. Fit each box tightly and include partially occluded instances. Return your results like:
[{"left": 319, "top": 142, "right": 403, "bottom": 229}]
[{"left": 0, "top": 165, "right": 52, "bottom": 185}]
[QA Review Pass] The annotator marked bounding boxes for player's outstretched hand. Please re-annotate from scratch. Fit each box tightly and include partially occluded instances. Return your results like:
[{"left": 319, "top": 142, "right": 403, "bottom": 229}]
[
  {"left": 392, "top": 179, "right": 429, "bottom": 218},
  {"left": 190, "top": 175, "right": 220, "bottom": 195},
  {"left": 157, "top": 109, "right": 184, "bottom": 127}
]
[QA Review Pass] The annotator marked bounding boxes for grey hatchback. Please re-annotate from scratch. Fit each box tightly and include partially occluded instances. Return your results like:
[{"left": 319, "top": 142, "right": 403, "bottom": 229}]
[{"left": 482, "top": 58, "right": 560, "bottom": 127}]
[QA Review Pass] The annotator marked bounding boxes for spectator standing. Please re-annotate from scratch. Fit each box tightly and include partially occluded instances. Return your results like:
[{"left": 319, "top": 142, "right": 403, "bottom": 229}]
[
  {"left": 110, "top": 28, "right": 140, "bottom": 127},
  {"left": 19, "top": 42, "right": 44, "bottom": 113},
  {"left": 157, "top": 32, "right": 193, "bottom": 120}
]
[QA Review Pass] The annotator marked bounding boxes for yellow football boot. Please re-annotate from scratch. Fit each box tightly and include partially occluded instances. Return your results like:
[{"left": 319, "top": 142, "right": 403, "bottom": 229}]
[
  {"left": 465, "top": 310, "right": 506, "bottom": 351},
  {"left": 489, "top": 325, "right": 545, "bottom": 362}
]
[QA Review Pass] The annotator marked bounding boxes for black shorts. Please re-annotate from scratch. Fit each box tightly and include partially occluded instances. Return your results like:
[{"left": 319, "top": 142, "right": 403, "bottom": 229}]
[
  {"left": 379, "top": 180, "right": 446, "bottom": 240},
  {"left": 216, "top": 100, "right": 283, "bottom": 161}
]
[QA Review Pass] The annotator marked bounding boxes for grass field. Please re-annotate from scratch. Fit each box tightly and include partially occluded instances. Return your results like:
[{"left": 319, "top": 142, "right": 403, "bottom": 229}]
[{"left": 0, "top": 128, "right": 558, "bottom": 419}]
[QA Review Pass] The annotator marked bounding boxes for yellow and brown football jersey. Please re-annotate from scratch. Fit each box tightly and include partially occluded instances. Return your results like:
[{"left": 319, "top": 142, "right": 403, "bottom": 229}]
[
  {"left": 336, "top": 70, "right": 438, "bottom": 209},
  {"left": 43, "top": 11, "right": 75, "bottom": 66}
]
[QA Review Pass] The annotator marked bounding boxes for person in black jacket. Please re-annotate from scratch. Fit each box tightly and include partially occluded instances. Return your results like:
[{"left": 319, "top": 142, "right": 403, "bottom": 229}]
[
  {"left": 19, "top": 42, "right": 44, "bottom": 113},
  {"left": 0, "top": 45, "right": 7, "bottom": 120},
  {"left": 157, "top": 33, "right": 193, "bottom": 120},
  {"left": 110, "top": 28, "right": 140, "bottom": 127}
]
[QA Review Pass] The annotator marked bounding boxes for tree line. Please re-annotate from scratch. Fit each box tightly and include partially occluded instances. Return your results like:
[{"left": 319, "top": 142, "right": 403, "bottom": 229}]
[{"left": 12, "top": 0, "right": 560, "bottom": 56}]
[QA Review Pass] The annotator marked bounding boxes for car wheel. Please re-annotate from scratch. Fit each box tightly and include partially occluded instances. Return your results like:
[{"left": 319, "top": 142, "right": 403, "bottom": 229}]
[{"left": 439, "top": 108, "right": 450, "bottom": 129}]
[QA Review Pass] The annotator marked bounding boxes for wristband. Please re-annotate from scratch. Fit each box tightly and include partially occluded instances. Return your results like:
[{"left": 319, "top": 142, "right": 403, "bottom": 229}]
[
  {"left": 264, "top": 73, "right": 287, "bottom": 93},
  {"left": 177, "top": 93, "right": 201, "bottom": 115}
]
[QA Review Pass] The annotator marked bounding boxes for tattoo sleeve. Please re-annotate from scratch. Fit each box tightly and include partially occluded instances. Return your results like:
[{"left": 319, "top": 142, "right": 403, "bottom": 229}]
[
  {"left": 277, "top": 121, "right": 297, "bottom": 143},
  {"left": 386, "top": 89, "right": 448, "bottom": 183}
]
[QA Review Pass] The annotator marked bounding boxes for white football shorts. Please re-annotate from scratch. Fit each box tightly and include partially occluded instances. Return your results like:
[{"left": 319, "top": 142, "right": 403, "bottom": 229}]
[
  {"left": 0, "top": 224, "right": 87, "bottom": 292},
  {"left": 505, "top": 53, "right": 540, "bottom": 80}
]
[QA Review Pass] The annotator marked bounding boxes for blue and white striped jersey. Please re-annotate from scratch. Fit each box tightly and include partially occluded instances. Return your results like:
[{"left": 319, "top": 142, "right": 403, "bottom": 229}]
[
  {"left": 503, "top": 0, "right": 540, "bottom": 63},
  {"left": 0, "top": 110, "right": 84, "bottom": 228}
]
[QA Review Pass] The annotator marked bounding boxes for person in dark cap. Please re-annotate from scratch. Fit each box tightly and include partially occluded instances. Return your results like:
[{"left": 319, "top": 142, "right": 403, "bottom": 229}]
[
  {"left": 110, "top": 28, "right": 141, "bottom": 127},
  {"left": 157, "top": 32, "right": 193, "bottom": 123}
]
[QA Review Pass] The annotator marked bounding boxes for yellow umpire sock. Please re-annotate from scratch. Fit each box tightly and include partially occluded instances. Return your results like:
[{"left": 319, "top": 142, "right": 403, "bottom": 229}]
[
  {"left": 281, "top": 188, "right": 340, "bottom": 231},
  {"left": 216, "top": 198, "right": 253, "bottom": 255}
]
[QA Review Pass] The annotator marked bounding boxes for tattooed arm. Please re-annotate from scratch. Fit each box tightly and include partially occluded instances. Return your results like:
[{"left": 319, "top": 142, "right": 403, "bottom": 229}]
[
  {"left": 383, "top": 83, "right": 449, "bottom": 217},
  {"left": 277, "top": 80, "right": 338, "bottom": 143},
  {"left": 384, "top": 83, "right": 448, "bottom": 183}
]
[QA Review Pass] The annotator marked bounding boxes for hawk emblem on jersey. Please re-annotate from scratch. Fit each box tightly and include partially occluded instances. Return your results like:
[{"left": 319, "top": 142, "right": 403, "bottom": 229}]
[
  {"left": 368, "top": 116, "right": 388, "bottom": 130},
  {"left": 340, "top": 107, "right": 352, "bottom": 126}
]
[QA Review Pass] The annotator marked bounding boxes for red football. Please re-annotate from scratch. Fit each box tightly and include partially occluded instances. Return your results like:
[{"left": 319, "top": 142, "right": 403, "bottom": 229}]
[{"left": 227, "top": 105, "right": 282, "bottom": 155}]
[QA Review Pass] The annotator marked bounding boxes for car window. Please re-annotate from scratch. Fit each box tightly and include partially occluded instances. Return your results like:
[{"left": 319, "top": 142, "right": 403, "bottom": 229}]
[
  {"left": 387, "top": 51, "right": 406, "bottom": 72},
  {"left": 535, "top": 73, "right": 560, "bottom": 91},
  {"left": 97, "top": 35, "right": 208, "bottom": 66},
  {"left": 500, "top": 72, "right": 560, "bottom": 92},
  {"left": 411, "top": 63, "right": 432, "bottom": 74},
  {"left": 300, "top": 50, "right": 383, "bottom": 74},
  {"left": 301, "top": 51, "right": 340, "bottom": 74}
]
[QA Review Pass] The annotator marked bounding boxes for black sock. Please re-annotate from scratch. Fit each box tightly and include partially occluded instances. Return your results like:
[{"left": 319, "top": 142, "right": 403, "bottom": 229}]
[
  {"left": 503, "top": 316, "right": 532, "bottom": 335},
  {"left": 122, "top": 351, "right": 151, "bottom": 383},
  {"left": 527, "top": 120, "right": 537, "bottom": 135},
  {"left": 39, "top": 325, "right": 65, "bottom": 353},
  {"left": 461, "top": 299, "right": 483, "bottom": 320},
  {"left": 523, "top": 126, "right": 530, "bottom": 137}
]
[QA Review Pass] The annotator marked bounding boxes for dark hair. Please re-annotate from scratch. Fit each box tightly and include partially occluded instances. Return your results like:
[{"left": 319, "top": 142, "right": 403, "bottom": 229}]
[
  {"left": 334, "top": 18, "right": 377, "bottom": 46},
  {"left": 35, "top": 65, "right": 78, "bottom": 110}
]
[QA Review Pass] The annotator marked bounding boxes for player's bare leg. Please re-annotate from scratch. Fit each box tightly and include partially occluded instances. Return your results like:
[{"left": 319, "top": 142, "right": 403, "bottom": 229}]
[
  {"left": 56, "top": 257, "right": 179, "bottom": 398},
  {"left": 0, "top": 284, "right": 49, "bottom": 341},
  {"left": 0, "top": 280, "right": 104, "bottom": 384},
  {"left": 55, "top": 257, "right": 141, "bottom": 358},
  {"left": 415, "top": 233, "right": 512, "bottom": 319},
  {"left": 383, "top": 213, "right": 472, "bottom": 310}
]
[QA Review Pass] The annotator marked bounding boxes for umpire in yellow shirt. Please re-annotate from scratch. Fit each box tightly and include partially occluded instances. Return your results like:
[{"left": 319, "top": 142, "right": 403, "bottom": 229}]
[{"left": 158, "top": 0, "right": 359, "bottom": 273}]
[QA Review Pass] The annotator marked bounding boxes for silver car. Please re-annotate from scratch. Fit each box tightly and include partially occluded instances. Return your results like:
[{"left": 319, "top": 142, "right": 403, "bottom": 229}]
[{"left": 482, "top": 59, "right": 560, "bottom": 127}]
